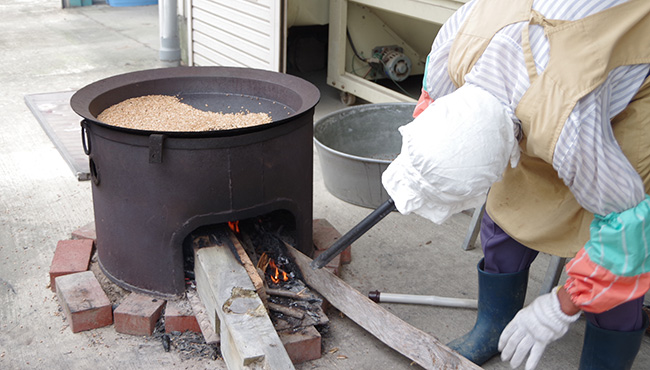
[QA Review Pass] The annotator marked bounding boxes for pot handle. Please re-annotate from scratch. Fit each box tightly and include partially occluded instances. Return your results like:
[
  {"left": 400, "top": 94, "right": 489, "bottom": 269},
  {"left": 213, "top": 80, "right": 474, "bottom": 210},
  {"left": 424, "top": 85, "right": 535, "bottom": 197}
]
[
  {"left": 81, "top": 120, "right": 91, "bottom": 155},
  {"left": 149, "top": 134, "right": 166, "bottom": 164},
  {"left": 89, "top": 157, "right": 100, "bottom": 186}
]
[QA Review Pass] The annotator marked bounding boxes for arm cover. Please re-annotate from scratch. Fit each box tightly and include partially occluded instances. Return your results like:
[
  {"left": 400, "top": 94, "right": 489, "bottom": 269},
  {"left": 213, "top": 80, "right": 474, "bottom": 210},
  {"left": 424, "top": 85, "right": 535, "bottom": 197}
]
[
  {"left": 564, "top": 195, "right": 650, "bottom": 313},
  {"left": 381, "top": 84, "right": 520, "bottom": 224}
]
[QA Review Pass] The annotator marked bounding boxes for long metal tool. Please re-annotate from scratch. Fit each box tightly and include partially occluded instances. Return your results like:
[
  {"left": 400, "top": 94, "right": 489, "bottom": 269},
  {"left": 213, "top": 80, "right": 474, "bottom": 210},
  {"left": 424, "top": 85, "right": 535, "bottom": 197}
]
[
  {"left": 368, "top": 291, "right": 478, "bottom": 309},
  {"left": 310, "top": 198, "right": 397, "bottom": 269}
]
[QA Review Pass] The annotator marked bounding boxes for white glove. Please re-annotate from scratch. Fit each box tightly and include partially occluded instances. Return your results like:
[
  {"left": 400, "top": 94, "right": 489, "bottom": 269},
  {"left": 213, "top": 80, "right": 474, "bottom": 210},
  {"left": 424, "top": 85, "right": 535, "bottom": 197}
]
[{"left": 498, "top": 289, "right": 581, "bottom": 370}]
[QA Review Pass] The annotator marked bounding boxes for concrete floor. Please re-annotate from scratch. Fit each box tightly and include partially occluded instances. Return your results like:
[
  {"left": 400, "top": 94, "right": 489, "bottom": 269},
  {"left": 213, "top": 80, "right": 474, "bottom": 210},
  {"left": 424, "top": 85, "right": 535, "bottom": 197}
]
[{"left": 1, "top": 1, "right": 648, "bottom": 369}]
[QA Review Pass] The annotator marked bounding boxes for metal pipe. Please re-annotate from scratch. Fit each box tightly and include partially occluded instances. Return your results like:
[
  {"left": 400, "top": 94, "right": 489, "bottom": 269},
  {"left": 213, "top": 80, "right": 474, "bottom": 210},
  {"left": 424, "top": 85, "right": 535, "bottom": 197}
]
[
  {"left": 159, "top": 0, "right": 181, "bottom": 62},
  {"left": 368, "top": 291, "right": 477, "bottom": 309},
  {"left": 310, "top": 198, "right": 397, "bottom": 269}
]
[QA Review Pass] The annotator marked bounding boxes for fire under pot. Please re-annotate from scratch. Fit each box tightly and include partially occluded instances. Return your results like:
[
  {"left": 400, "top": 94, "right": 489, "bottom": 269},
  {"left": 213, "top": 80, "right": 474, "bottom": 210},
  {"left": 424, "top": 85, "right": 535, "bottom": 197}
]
[{"left": 70, "top": 67, "right": 321, "bottom": 298}]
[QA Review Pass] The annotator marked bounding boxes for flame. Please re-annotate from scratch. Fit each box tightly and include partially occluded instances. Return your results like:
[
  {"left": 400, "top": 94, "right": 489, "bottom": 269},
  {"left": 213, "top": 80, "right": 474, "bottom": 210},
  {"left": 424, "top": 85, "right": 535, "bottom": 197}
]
[
  {"left": 227, "top": 221, "right": 240, "bottom": 233},
  {"left": 258, "top": 252, "right": 289, "bottom": 284},
  {"left": 268, "top": 259, "right": 289, "bottom": 284}
]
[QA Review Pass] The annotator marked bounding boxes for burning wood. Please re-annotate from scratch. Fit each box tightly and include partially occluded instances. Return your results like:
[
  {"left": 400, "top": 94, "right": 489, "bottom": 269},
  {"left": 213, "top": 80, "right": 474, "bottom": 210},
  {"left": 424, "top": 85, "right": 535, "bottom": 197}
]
[
  {"left": 193, "top": 236, "right": 294, "bottom": 369},
  {"left": 190, "top": 216, "right": 330, "bottom": 368},
  {"left": 257, "top": 252, "right": 290, "bottom": 284},
  {"left": 221, "top": 226, "right": 268, "bottom": 306},
  {"left": 230, "top": 220, "right": 329, "bottom": 332},
  {"left": 192, "top": 220, "right": 329, "bottom": 334}
]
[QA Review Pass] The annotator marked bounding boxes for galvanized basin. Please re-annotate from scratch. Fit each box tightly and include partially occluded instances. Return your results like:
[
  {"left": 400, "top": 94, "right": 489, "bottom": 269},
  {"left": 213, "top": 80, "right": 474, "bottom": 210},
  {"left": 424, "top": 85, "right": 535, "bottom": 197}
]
[{"left": 314, "top": 103, "right": 415, "bottom": 209}]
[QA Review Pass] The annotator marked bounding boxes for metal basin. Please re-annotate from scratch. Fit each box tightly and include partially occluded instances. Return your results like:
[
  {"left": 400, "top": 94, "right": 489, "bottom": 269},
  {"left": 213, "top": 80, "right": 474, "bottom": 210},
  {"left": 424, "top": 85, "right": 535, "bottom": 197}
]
[{"left": 314, "top": 103, "right": 415, "bottom": 209}]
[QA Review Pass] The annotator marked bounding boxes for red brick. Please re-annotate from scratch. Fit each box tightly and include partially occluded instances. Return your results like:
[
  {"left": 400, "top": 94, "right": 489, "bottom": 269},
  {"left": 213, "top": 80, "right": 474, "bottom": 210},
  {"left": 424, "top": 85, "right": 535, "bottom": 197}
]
[
  {"left": 50, "top": 239, "right": 94, "bottom": 292},
  {"left": 313, "top": 219, "right": 351, "bottom": 265},
  {"left": 164, "top": 299, "right": 200, "bottom": 334},
  {"left": 114, "top": 293, "right": 166, "bottom": 336},
  {"left": 55, "top": 271, "right": 112, "bottom": 333},
  {"left": 279, "top": 325, "right": 322, "bottom": 364},
  {"left": 71, "top": 221, "right": 96, "bottom": 241}
]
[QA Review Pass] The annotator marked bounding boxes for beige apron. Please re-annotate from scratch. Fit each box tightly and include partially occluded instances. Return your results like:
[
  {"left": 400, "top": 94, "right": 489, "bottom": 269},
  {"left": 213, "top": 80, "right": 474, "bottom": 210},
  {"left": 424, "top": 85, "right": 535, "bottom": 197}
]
[{"left": 447, "top": 0, "right": 650, "bottom": 257}]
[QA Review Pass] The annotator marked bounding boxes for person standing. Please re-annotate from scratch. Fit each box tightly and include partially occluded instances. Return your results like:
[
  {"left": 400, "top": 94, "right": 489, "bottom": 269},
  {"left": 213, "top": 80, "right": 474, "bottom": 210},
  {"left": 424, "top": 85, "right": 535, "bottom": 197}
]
[{"left": 382, "top": 0, "right": 650, "bottom": 368}]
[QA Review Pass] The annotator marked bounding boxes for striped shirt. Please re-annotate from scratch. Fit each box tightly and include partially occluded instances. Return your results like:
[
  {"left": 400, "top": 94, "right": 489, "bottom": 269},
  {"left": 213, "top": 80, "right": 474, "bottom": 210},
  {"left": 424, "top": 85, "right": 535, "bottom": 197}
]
[{"left": 422, "top": 0, "right": 650, "bottom": 216}]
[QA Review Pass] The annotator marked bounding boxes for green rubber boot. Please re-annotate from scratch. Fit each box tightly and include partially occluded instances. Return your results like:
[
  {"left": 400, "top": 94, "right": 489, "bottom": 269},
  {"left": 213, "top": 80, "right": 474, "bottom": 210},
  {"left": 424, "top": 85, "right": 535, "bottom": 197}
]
[
  {"left": 579, "top": 311, "right": 649, "bottom": 370},
  {"left": 447, "top": 259, "right": 529, "bottom": 365}
]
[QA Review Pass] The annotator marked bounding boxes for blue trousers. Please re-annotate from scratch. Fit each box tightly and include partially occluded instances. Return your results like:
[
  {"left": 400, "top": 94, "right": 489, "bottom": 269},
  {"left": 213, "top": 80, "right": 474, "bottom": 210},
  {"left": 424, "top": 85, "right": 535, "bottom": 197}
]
[{"left": 481, "top": 212, "right": 645, "bottom": 332}]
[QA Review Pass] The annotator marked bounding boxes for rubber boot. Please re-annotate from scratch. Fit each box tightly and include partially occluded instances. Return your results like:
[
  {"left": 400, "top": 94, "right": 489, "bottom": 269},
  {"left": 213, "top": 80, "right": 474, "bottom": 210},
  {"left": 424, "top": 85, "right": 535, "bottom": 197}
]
[
  {"left": 447, "top": 258, "right": 529, "bottom": 365},
  {"left": 579, "top": 311, "right": 649, "bottom": 370}
]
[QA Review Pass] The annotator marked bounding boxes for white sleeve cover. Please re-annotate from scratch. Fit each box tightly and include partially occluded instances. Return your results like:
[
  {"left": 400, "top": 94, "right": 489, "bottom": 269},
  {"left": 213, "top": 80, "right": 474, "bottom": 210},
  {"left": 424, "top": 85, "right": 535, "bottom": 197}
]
[{"left": 381, "top": 84, "right": 520, "bottom": 224}]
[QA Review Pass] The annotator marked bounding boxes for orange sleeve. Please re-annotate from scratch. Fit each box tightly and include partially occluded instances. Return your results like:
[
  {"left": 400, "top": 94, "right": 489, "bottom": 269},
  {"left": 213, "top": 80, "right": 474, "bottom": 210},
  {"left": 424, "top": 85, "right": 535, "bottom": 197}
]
[{"left": 564, "top": 249, "right": 650, "bottom": 314}]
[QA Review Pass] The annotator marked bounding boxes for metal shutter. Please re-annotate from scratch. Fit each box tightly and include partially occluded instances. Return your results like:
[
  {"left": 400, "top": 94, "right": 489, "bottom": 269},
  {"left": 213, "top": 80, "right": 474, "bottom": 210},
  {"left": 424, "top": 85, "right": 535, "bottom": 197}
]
[{"left": 187, "top": 0, "right": 283, "bottom": 71}]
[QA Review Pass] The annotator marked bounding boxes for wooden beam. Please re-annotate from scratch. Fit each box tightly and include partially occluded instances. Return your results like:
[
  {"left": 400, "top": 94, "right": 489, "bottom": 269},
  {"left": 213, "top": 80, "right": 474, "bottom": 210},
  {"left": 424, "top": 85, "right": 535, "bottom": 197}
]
[{"left": 285, "top": 244, "right": 482, "bottom": 370}]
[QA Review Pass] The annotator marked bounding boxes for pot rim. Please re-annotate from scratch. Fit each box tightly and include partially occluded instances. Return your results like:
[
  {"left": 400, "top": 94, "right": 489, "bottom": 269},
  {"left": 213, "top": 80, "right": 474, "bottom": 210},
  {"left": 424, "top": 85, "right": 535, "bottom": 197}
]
[{"left": 71, "top": 66, "right": 321, "bottom": 138}]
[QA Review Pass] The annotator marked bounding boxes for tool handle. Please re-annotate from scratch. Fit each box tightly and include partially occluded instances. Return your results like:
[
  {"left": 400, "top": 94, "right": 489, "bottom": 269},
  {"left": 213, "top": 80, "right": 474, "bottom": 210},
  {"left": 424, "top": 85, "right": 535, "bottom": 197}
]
[
  {"left": 310, "top": 198, "right": 396, "bottom": 269},
  {"left": 369, "top": 291, "right": 478, "bottom": 309}
]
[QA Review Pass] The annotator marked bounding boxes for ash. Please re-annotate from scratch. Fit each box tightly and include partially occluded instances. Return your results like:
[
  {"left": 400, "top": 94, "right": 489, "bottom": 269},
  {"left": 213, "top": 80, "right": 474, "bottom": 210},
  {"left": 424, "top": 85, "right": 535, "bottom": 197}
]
[
  {"left": 263, "top": 256, "right": 329, "bottom": 331},
  {"left": 147, "top": 315, "right": 221, "bottom": 362}
]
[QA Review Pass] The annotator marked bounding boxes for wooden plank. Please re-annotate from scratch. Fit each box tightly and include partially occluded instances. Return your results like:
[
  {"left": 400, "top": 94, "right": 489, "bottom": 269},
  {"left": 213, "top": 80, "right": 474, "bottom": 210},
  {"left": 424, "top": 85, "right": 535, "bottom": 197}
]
[
  {"left": 186, "top": 289, "right": 220, "bottom": 345},
  {"left": 285, "top": 244, "right": 482, "bottom": 370},
  {"left": 226, "top": 229, "right": 268, "bottom": 305},
  {"left": 195, "top": 244, "right": 295, "bottom": 370}
]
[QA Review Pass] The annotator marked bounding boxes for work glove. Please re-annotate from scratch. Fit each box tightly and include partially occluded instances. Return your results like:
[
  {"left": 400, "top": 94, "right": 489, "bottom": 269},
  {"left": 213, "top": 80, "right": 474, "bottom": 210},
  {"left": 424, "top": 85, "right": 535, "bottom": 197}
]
[{"left": 498, "top": 288, "right": 581, "bottom": 369}]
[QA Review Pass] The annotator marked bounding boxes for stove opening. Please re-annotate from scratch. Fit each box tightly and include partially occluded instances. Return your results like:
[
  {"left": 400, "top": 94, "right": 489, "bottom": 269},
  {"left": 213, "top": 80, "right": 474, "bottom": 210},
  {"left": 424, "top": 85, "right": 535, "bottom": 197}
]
[{"left": 182, "top": 209, "right": 298, "bottom": 283}]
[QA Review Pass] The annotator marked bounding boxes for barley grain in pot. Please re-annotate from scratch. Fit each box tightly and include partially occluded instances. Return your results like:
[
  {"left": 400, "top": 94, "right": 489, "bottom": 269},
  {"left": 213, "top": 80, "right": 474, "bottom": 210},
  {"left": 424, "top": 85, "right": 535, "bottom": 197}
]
[{"left": 98, "top": 95, "right": 272, "bottom": 132}]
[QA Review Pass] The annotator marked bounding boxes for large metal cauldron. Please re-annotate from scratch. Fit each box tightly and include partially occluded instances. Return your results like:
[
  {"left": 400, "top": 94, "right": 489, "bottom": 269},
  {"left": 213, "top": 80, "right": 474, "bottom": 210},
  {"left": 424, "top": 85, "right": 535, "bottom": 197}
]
[{"left": 71, "top": 67, "right": 320, "bottom": 298}]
